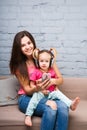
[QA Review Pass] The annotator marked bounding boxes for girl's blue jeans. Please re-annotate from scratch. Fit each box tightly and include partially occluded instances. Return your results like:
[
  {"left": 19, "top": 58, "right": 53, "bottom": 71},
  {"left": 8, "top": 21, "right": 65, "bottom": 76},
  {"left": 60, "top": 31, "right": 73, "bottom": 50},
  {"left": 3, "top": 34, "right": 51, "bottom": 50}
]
[{"left": 18, "top": 94, "right": 69, "bottom": 130}]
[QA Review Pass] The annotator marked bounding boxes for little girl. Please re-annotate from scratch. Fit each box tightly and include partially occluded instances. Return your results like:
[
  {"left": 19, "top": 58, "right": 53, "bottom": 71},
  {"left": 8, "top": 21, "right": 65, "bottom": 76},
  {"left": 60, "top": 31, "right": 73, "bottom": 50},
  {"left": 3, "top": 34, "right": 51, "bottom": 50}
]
[{"left": 25, "top": 48, "right": 80, "bottom": 126}]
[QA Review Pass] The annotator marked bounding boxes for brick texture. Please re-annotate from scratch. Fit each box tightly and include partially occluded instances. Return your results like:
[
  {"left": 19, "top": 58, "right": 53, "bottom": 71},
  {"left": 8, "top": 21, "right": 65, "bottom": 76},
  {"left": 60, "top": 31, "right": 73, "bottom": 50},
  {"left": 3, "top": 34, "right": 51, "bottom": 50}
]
[{"left": 0, "top": 0, "right": 87, "bottom": 77}]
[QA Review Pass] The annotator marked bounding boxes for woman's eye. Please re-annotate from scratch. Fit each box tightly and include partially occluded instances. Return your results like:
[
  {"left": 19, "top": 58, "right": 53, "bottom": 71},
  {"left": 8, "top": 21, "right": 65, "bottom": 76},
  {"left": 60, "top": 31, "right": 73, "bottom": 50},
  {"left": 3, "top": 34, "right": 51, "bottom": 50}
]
[
  {"left": 28, "top": 42, "right": 30, "bottom": 44},
  {"left": 21, "top": 44, "right": 25, "bottom": 47},
  {"left": 28, "top": 41, "right": 32, "bottom": 45}
]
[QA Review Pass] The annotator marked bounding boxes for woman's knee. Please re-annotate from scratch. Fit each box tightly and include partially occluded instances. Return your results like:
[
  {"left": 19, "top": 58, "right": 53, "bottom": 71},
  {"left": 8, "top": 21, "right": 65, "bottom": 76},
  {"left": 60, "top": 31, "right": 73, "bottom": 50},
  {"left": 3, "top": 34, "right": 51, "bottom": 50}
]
[
  {"left": 56, "top": 100, "right": 69, "bottom": 117},
  {"left": 18, "top": 95, "right": 30, "bottom": 113},
  {"left": 46, "top": 100, "right": 57, "bottom": 110}
]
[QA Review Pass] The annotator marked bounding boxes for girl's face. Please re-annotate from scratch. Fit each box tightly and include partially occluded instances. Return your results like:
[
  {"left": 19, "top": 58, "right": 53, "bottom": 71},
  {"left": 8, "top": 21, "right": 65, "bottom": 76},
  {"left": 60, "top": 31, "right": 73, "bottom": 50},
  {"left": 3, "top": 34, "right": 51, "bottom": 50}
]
[
  {"left": 39, "top": 52, "right": 51, "bottom": 72},
  {"left": 21, "top": 36, "right": 34, "bottom": 57}
]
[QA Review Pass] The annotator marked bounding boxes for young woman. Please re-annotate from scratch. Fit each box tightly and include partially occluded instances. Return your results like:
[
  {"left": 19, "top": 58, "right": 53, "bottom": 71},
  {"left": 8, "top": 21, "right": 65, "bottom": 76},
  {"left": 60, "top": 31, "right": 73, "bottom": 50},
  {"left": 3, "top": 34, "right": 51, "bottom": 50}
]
[{"left": 9, "top": 30, "right": 69, "bottom": 130}]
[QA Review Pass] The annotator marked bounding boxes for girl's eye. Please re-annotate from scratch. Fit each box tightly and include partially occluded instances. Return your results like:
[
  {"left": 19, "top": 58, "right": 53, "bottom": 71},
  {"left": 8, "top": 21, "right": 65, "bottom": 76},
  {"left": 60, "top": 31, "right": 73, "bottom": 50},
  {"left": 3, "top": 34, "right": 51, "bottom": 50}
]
[{"left": 40, "top": 60, "right": 43, "bottom": 62}]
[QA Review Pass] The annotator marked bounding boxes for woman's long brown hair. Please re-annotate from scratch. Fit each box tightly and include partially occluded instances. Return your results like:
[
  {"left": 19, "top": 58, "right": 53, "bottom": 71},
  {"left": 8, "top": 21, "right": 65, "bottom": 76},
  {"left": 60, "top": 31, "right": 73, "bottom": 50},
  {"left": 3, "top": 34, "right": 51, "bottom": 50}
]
[{"left": 9, "top": 30, "right": 36, "bottom": 80}]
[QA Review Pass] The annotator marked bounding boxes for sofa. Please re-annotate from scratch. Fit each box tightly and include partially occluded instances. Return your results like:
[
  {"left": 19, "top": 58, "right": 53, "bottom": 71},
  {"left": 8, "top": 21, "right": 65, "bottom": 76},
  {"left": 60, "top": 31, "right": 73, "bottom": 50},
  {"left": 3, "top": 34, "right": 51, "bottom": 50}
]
[{"left": 0, "top": 76, "right": 87, "bottom": 130}]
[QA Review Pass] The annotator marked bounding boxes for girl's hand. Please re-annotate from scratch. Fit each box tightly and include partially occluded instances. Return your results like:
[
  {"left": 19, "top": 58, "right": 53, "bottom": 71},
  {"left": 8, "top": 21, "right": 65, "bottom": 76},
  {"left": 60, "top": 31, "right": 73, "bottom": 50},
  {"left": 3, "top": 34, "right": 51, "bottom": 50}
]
[{"left": 35, "top": 78, "right": 50, "bottom": 91}]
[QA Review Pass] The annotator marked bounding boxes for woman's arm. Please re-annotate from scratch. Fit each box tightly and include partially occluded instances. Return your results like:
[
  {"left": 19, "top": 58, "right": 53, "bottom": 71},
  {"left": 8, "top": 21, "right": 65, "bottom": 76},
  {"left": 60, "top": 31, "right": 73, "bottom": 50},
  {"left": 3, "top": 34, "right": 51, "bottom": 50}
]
[
  {"left": 16, "top": 72, "right": 37, "bottom": 95},
  {"left": 51, "top": 62, "right": 63, "bottom": 87},
  {"left": 16, "top": 72, "right": 51, "bottom": 95},
  {"left": 50, "top": 48, "right": 63, "bottom": 87}
]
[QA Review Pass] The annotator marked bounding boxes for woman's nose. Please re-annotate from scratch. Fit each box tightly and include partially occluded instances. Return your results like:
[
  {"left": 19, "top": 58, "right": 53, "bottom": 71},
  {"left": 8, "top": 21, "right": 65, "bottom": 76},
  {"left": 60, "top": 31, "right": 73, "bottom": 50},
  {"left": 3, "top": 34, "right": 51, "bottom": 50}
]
[{"left": 26, "top": 44, "right": 29, "bottom": 49}]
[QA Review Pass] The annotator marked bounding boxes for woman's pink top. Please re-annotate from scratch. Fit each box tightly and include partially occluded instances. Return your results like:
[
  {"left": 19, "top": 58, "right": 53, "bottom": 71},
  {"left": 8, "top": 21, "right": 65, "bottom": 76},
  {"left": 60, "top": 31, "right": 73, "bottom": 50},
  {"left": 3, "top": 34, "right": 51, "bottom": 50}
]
[{"left": 18, "top": 65, "right": 36, "bottom": 95}]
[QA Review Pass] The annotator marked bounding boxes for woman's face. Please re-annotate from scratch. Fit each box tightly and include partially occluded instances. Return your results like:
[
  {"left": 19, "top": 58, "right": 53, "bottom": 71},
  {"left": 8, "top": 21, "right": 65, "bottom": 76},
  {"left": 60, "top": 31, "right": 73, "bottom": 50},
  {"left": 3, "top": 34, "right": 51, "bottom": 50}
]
[{"left": 21, "top": 36, "right": 34, "bottom": 57}]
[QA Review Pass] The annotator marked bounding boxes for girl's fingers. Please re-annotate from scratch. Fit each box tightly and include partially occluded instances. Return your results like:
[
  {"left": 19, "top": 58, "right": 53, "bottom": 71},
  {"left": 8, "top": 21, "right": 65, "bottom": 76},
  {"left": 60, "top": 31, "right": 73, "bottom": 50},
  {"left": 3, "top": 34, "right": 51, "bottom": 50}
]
[
  {"left": 36, "top": 78, "right": 50, "bottom": 90},
  {"left": 36, "top": 79, "right": 42, "bottom": 84},
  {"left": 41, "top": 79, "right": 50, "bottom": 89}
]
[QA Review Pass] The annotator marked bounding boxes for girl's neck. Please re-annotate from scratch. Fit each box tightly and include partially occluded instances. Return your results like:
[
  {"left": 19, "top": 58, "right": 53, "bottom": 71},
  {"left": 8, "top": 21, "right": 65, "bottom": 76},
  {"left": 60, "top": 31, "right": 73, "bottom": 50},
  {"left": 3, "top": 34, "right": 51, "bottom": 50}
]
[{"left": 40, "top": 68, "right": 49, "bottom": 73}]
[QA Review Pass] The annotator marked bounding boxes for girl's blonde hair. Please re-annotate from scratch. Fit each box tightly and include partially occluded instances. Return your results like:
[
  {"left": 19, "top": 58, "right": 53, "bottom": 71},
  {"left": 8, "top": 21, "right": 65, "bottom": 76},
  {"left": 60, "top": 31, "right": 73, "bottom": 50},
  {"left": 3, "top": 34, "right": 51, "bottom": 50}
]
[{"left": 33, "top": 48, "right": 57, "bottom": 68}]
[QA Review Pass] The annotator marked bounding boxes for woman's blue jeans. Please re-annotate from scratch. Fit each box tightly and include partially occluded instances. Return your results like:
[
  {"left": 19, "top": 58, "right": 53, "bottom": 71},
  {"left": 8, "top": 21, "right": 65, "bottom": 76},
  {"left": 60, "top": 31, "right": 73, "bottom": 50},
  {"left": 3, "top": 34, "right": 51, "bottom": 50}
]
[{"left": 18, "top": 95, "right": 69, "bottom": 130}]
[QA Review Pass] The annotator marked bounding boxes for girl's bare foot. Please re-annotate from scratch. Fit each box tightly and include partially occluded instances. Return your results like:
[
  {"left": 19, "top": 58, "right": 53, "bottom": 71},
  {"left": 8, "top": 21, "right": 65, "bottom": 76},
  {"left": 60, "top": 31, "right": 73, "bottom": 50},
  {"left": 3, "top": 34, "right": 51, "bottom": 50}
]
[
  {"left": 25, "top": 116, "right": 32, "bottom": 126},
  {"left": 70, "top": 97, "right": 80, "bottom": 111}
]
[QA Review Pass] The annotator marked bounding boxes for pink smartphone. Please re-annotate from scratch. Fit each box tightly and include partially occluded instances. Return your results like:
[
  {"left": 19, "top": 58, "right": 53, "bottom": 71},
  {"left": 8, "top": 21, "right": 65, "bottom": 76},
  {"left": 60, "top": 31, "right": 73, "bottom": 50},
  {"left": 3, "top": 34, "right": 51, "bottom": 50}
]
[{"left": 42, "top": 73, "right": 51, "bottom": 81}]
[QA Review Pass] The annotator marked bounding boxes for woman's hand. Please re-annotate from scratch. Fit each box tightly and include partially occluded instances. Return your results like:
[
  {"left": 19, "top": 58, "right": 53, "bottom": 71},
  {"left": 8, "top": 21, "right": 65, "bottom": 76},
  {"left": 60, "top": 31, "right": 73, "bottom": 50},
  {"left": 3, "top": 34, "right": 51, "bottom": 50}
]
[
  {"left": 50, "top": 77, "right": 63, "bottom": 87},
  {"left": 35, "top": 78, "right": 50, "bottom": 92}
]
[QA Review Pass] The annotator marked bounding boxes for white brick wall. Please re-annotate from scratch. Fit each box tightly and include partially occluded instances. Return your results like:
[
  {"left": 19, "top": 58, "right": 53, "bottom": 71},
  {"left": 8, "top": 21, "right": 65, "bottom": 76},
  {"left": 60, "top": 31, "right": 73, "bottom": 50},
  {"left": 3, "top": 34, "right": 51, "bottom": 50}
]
[{"left": 0, "top": 0, "right": 87, "bottom": 77}]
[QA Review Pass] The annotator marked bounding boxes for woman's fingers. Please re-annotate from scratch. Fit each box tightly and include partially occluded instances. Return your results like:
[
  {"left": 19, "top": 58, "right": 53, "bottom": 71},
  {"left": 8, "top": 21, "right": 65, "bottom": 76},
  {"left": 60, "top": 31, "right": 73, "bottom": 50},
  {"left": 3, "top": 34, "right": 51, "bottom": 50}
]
[{"left": 41, "top": 79, "right": 50, "bottom": 90}]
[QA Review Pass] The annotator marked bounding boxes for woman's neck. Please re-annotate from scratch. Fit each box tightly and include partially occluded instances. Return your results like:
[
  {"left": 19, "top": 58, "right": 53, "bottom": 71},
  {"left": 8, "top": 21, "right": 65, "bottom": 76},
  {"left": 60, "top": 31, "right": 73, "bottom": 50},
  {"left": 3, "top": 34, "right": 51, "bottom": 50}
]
[{"left": 26, "top": 57, "right": 35, "bottom": 67}]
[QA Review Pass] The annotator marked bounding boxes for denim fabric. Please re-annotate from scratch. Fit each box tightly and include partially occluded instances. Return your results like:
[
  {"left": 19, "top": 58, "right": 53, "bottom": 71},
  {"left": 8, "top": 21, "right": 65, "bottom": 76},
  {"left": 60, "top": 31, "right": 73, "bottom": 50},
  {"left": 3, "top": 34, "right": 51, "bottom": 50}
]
[
  {"left": 18, "top": 95, "right": 69, "bottom": 130},
  {"left": 55, "top": 100, "right": 69, "bottom": 130}
]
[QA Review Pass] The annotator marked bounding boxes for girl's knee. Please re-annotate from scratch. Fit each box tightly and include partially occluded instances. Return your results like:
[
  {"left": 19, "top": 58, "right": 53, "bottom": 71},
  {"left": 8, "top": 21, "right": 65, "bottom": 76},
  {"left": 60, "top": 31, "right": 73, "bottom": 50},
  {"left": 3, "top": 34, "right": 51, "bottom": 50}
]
[{"left": 46, "top": 100, "right": 57, "bottom": 110}]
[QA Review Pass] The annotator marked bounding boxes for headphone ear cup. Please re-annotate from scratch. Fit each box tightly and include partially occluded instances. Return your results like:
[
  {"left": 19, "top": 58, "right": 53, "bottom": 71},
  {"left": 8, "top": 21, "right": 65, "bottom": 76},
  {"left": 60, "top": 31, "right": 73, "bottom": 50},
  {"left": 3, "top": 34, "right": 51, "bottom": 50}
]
[
  {"left": 50, "top": 58, "right": 53, "bottom": 67},
  {"left": 37, "top": 60, "right": 40, "bottom": 68},
  {"left": 35, "top": 59, "right": 39, "bottom": 67}
]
